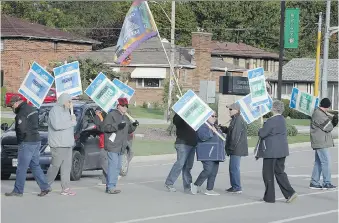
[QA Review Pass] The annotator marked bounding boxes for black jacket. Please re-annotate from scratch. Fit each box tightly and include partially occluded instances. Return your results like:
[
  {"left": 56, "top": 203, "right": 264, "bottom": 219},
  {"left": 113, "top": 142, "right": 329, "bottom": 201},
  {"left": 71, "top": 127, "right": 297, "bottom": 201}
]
[
  {"left": 173, "top": 114, "right": 197, "bottom": 146},
  {"left": 223, "top": 114, "right": 248, "bottom": 156},
  {"left": 14, "top": 102, "right": 40, "bottom": 144}
]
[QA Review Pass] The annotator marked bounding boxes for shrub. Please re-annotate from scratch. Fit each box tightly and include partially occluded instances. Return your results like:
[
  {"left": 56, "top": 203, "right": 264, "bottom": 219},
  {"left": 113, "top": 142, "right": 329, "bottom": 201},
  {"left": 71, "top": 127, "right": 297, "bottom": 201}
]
[
  {"left": 281, "top": 99, "right": 291, "bottom": 118},
  {"left": 246, "top": 119, "right": 298, "bottom": 136},
  {"left": 142, "top": 101, "right": 147, "bottom": 109},
  {"left": 263, "top": 112, "right": 273, "bottom": 118},
  {"left": 286, "top": 123, "right": 298, "bottom": 136},
  {"left": 152, "top": 101, "right": 160, "bottom": 110},
  {"left": 289, "top": 109, "right": 311, "bottom": 119}
]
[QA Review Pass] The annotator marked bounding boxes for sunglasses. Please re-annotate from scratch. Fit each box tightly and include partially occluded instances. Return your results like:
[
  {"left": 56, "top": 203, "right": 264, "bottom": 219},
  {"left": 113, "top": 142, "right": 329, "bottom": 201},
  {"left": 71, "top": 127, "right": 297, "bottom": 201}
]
[
  {"left": 229, "top": 108, "right": 233, "bottom": 111},
  {"left": 212, "top": 115, "right": 218, "bottom": 118},
  {"left": 120, "top": 104, "right": 128, "bottom": 108}
]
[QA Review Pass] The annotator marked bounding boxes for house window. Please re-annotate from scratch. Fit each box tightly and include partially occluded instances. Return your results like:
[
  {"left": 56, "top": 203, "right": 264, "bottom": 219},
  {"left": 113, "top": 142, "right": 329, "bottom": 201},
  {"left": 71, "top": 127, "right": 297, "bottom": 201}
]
[
  {"left": 136, "top": 78, "right": 162, "bottom": 88},
  {"left": 281, "top": 83, "right": 294, "bottom": 95},
  {"left": 0, "top": 70, "right": 3, "bottom": 87},
  {"left": 245, "top": 59, "right": 250, "bottom": 69},
  {"left": 263, "top": 60, "right": 269, "bottom": 71},
  {"left": 233, "top": 58, "right": 239, "bottom": 66}
]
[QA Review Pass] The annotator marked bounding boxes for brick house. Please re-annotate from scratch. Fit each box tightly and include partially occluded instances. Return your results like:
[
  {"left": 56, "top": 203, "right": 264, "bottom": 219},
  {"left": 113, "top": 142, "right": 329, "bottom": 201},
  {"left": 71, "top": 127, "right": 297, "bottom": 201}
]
[{"left": 1, "top": 15, "right": 99, "bottom": 92}]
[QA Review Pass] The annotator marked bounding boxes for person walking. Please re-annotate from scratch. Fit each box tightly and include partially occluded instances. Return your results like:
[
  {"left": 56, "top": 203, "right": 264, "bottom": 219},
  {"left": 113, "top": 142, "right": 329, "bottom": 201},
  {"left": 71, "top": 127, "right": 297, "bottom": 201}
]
[
  {"left": 191, "top": 112, "right": 225, "bottom": 196},
  {"left": 103, "top": 98, "right": 138, "bottom": 194},
  {"left": 256, "top": 100, "right": 297, "bottom": 203},
  {"left": 46, "top": 93, "right": 77, "bottom": 196},
  {"left": 5, "top": 96, "right": 51, "bottom": 197},
  {"left": 221, "top": 103, "right": 248, "bottom": 194},
  {"left": 164, "top": 113, "right": 197, "bottom": 193},
  {"left": 309, "top": 98, "right": 338, "bottom": 190}
]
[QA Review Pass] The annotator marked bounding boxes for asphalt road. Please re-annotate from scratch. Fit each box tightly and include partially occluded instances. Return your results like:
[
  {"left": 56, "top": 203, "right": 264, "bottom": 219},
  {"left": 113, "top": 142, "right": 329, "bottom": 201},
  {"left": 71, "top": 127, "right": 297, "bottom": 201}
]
[{"left": 1, "top": 144, "right": 338, "bottom": 223}]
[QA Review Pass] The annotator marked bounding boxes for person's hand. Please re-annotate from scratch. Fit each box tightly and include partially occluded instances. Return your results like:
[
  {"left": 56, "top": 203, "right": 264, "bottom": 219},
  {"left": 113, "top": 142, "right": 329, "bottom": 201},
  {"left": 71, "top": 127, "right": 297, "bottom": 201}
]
[
  {"left": 132, "top": 120, "right": 139, "bottom": 127},
  {"left": 95, "top": 110, "right": 102, "bottom": 116},
  {"left": 118, "top": 121, "right": 126, "bottom": 130},
  {"left": 71, "top": 114, "right": 76, "bottom": 122},
  {"left": 332, "top": 114, "right": 338, "bottom": 127}
]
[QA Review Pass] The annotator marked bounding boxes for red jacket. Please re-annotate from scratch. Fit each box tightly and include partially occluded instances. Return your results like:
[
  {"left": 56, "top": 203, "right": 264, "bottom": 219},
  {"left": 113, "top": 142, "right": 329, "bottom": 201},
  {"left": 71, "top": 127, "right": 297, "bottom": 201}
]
[{"left": 96, "top": 113, "right": 105, "bottom": 149}]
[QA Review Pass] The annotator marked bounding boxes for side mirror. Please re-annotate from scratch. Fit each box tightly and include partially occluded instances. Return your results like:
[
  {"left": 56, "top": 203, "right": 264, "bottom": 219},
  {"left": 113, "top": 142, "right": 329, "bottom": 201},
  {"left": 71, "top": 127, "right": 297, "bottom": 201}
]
[
  {"left": 83, "top": 123, "right": 96, "bottom": 132},
  {"left": 1, "top": 123, "right": 9, "bottom": 131}
]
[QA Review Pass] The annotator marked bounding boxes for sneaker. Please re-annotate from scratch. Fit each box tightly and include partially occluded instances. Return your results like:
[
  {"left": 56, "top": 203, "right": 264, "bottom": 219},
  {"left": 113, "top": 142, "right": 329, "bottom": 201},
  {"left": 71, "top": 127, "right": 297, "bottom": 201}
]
[
  {"left": 204, "top": 190, "right": 220, "bottom": 196},
  {"left": 190, "top": 183, "right": 198, "bottom": 195},
  {"left": 97, "top": 183, "right": 106, "bottom": 186},
  {"left": 226, "top": 187, "right": 242, "bottom": 194},
  {"left": 106, "top": 189, "right": 121, "bottom": 194},
  {"left": 226, "top": 187, "right": 233, "bottom": 192},
  {"left": 38, "top": 188, "right": 52, "bottom": 197},
  {"left": 286, "top": 192, "right": 298, "bottom": 203},
  {"left": 323, "top": 184, "right": 337, "bottom": 190},
  {"left": 4, "top": 191, "right": 23, "bottom": 197},
  {"left": 118, "top": 175, "right": 122, "bottom": 180},
  {"left": 165, "top": 184, "right": 176, "bottom": 192},
  {"left": 309, "top": 184, "right": 323, "bottom": 190},
  {"left": 61, "top": 188, "right": 76, "bottom": 196}
]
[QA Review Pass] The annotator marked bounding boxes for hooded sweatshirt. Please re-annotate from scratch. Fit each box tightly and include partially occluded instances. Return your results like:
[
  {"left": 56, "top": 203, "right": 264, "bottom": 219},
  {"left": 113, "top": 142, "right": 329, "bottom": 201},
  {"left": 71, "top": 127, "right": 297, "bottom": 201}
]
[{"left": 48, "top": 93, "right": 76, "bottom": 148}]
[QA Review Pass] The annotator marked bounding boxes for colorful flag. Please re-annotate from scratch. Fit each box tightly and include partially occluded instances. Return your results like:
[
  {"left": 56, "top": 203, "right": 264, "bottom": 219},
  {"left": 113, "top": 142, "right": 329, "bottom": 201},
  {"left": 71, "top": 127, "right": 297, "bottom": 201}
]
[{"left": 114, "top": 0, "right": 158, "bottom": 64}]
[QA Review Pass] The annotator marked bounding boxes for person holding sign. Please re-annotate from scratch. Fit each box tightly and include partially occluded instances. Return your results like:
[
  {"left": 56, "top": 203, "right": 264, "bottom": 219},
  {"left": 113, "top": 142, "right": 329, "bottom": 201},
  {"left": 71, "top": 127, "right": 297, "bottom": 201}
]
[
  {"left": 5, "top": 96, "right": 51, "bottom": 197},
  {"left": 190, "top": 112, "right": 225, "bottom": 196},
  {"left": 309, "top": 98, "right": 338, "bottom": 190},
  {"left": 103, "top": 98, "right": 139, "bottom": 194},
  {"left": 46, "top": 93, "right": 77, "bottom": 196},
  {"left": 220, "top": 103, "right": 248, "bottom": 194},
  {"left": 256, "top": 100, "right": 297, "bottom": 203}
]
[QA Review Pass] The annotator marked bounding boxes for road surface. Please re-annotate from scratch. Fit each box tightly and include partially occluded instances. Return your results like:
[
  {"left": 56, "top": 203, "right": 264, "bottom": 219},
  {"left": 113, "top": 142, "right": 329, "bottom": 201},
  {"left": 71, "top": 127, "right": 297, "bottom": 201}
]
[{"left": 2, "top": 143, "right": 338, "bottom": 223}]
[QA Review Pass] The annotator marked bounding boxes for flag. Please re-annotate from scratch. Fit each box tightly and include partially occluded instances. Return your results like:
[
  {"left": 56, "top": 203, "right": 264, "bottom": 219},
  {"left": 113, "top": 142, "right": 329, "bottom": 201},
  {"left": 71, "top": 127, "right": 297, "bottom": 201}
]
[{"left": 114, "top": 0, "right": 158, "bottom": 64}]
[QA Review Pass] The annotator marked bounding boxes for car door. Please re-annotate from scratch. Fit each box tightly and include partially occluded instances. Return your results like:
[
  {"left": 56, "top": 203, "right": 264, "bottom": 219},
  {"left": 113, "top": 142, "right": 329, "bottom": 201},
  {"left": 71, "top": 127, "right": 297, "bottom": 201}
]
[{"left": 80, "top": 107, "right": 101, "bottom": 170}]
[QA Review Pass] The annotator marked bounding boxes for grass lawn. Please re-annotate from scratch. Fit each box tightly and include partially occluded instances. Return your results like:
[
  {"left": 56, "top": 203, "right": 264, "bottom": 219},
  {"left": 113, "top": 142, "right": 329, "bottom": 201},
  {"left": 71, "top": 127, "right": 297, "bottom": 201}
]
[
  {"left": 128, "top": 106, "right": 164, "bottom": 119},
  {"left": 285, "top": 119, "right": 310, "bottom": 126},
  {"left": 1, "top": 118, "right": 14, "bottom": 125},
  {"left": 1, "top": 107, "right": 12, "bottom": 112},
  {"left": 132, "top": 134, "right": 313, "bottom": 156}
]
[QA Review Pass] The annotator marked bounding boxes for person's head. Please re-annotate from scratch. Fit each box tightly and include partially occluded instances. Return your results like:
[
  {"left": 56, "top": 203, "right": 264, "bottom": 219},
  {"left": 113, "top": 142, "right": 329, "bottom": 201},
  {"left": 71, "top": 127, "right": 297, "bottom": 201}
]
[
  {"left": 9, "top": 96, "right": 23, "bottom": 113},
  {"left": 319, "top": 98, "right": 331, "bottom": 112},
  {"left": 57, "top": 93, "right": 72, "bottom": 109},
  {"left": 227, "top": 103, "right": 241, "bottom": 117},
  {"left": 208, "top": 111, "right": 218, "bottom": 124},
  {"left": 117, "top": 98, "right": 128, "bottom": 114},
  {"left": 271, "top": 100, "right": 285, "bottom": 115},
  {"left": 95, "top": 106, "right": 103, "bottom": 116}
]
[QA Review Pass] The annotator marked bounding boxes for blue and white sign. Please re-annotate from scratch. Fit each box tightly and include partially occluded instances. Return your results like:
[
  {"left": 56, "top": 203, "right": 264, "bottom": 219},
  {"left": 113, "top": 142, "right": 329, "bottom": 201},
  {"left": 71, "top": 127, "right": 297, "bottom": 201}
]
[
  {"left": 85, "top": 73, "right": 123, "bottom": 113},
  {"left": 247, "top": 67, "right": 269, "bottom": 107},
  {"left": 53, "top": 61, "right": 82, "bottom": 98},
  {"left": 172, "top": 90, "right": 213, "bottom": 131},
  {"left": 237, "top": 94, "right": 273, "bottom": 124},
  {"left": 289, "top": 87, "right": 319, "bottom": 116},
  {"left": 18, "top": 62, "right": 54, "bottom": 108},
  {"left": 112, "top": 78, "right": 135, "bottom": 107}
]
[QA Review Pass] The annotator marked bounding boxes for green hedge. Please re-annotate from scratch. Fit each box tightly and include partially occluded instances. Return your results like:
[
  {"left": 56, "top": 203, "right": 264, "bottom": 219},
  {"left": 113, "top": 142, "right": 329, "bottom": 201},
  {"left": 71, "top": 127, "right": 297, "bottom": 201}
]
[{"left": 247, "top": 119, "right": 298, "bottom": 136}]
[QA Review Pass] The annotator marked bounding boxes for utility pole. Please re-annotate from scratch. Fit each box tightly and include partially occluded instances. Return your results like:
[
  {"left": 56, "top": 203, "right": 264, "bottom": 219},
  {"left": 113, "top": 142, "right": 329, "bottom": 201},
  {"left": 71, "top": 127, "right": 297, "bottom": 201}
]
[
  {"left": 166, "top": 1, "right": 175, "bottom": 121},
  {"left": 314, "top": 12, "right": 322, "bottom": 97},
  {"left": 277, "top": 1, "right": 286, "bottom": 100},
  {"left": 321, "top": 0, "right": 331, "bottom": 99}
]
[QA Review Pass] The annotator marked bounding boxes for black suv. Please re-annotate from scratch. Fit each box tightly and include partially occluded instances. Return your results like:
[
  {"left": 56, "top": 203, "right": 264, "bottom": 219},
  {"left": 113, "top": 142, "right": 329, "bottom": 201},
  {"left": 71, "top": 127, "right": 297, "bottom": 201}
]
[{"left": 1, "top": 101, "right": 134, "bottom": 180}]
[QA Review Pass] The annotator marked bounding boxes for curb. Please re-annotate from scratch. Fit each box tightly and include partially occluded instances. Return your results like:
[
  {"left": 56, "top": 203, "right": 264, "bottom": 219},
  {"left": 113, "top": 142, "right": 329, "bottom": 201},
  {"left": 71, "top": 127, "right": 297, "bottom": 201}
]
[{"left": 131, "top": 139, "right": 339, "bottom": 164}]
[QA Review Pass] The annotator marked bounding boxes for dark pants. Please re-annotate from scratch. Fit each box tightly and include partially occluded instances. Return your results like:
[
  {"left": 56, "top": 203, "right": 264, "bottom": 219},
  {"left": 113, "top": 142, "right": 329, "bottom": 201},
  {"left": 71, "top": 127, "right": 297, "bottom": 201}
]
[
  {"left": 229, "top": 155, "right": 242, "bottom": 190},
  {"left": 14, "top": 142, "right": 50, "bottom": 194},
  {"left": 165, "top": 144, "right": 196, "bottom": 190},
  {"left": 262, "top": 157, "right": 295, "bottom": 202},
  {"left": 194, "top": 161, "right": 219, "bottom": 191}
]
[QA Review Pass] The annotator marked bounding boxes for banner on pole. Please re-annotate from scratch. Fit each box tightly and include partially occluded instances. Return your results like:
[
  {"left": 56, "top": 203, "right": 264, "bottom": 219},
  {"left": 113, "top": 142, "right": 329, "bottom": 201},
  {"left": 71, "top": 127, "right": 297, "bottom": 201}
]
[
  {"left": 18, "top": 62, "right": 54, "bottom": 108},
  {"left": 114, "top": 0, "right": 158, "bottom": 65},
  {"left": 247, "top": 67, "right": 270, "bottom": 107},
  {"left": 284, "top": 8, "right": 300, "bottom": 49},
  {"left": 112, "top": 78, "right": 135, "bottom": 108},
  {"left": 237, "top": 94, "right": 273, "bottom": 124},
  {"left": 172, "top": 90, "right": 213, "bottom": 131},
  {"left": 53, "top": 61, "right": 82, "bottom": 98},
  {"left": 289, "top": 87, "right": 319, "bottom": 116},
  {"left": 85, "top": 73, "right": 123, "bottom": 113}
]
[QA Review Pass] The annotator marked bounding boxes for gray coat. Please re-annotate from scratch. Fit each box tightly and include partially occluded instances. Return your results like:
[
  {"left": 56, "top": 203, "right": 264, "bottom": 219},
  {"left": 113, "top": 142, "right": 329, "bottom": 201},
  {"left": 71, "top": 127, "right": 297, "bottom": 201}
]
[
  {"left": 225, "top": 114, "right": 248, "bottom": 157},
  {"left": 48, "top": 93, "right": 76, "bottom": 148},
  {"left": 103, "top": 109, "right": 136, "bottom": 153},
  {"left": 257, "top": 115, "right": 289, "bottom": 159},
  {"left": 310, "top": 108, "right": 335, "bottom": 149}
]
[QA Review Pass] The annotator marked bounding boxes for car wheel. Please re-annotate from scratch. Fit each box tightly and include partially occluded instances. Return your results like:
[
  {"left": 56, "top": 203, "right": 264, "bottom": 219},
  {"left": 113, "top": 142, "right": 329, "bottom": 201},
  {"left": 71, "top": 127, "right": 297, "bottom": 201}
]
[
  {"left": 120, "top": 152, "right": 130, "bottom": 176},
  {"left": 70, "top": 150, "right": 84, "bottom": 181},
  {"left": 1, "top": 172, "right": 11, "bottom": 180}
]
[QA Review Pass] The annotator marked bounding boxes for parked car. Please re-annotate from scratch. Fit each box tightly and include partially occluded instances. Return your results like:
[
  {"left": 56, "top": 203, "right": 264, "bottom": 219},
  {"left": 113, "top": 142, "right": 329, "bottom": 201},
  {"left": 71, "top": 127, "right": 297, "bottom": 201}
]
[
  {"left": 1, "top": 101, "right": 134, "bottom": 180},
  {"left": 4, "top": 88, "right": 57, "bottom": 107}
]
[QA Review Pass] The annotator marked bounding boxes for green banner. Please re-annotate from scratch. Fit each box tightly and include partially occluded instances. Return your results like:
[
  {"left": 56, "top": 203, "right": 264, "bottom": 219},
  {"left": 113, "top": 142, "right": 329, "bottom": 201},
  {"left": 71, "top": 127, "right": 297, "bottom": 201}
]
[{"left": 284, "top": 8, "right": 300, "bottom": 49}]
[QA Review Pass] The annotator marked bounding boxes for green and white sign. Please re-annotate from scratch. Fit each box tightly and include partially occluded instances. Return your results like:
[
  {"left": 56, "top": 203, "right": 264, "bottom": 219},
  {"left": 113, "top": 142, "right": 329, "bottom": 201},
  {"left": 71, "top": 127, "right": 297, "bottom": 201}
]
[
  {"left": 289, "top": 87, "right": 319, "bottom": 116},
  {"left": 247, "top": 67, "right": 270, "bottom": 107},
  {"left": 284, "top": 8, "right": 300, "bottom": 49}
]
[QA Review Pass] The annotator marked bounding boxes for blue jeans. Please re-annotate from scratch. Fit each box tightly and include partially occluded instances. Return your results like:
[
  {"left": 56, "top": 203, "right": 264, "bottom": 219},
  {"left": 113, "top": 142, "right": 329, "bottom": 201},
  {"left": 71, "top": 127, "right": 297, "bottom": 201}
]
[
  {"left": 229, "top": 155, "right": 242, "bottom": 190},
  {"left": 106, "top": 151, "right": 122, "bottom": 190},
  {"left": 195, "top": 161, "right": 219, "bottom": 190},
  {"left": 14, "top": 142, "right": 50, "bottom": 194},
  {"left": 165, "top": 144, "right": 196, "bottom": 190},
  {"left": 311, "top": 148, "right": 332, "bottom": 186}
]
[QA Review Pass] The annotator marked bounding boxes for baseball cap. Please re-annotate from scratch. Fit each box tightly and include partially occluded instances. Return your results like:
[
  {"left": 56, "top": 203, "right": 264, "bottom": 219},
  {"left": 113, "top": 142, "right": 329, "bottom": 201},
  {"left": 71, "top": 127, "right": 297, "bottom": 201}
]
[
  {"left": 226, "top": 103, "right": 241, "bottom": 111},
  {"left": 9, "top": 95, "right": 23, "bottom": 107},
  {"left": 117, "top": 98, "right": 129, "bottom": 108}
]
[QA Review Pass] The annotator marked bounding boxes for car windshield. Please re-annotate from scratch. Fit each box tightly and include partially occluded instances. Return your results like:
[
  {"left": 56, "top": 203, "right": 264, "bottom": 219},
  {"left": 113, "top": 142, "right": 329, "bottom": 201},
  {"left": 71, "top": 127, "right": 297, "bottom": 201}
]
[{"left": 38, "top": 106, "right": 82, "bottom": 130}]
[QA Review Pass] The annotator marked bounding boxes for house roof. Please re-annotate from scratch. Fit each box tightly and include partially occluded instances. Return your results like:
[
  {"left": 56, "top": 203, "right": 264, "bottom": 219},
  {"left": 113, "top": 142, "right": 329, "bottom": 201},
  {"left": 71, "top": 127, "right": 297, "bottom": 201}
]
[
  {"left": 1, "top": 15, "right": 100, "bottom": 44},
  {"left": 211, "top": 41, "right": 280, "bottom": 60},
  {"left": 267, "top": 58, "right": 339, "bottom": 82}
]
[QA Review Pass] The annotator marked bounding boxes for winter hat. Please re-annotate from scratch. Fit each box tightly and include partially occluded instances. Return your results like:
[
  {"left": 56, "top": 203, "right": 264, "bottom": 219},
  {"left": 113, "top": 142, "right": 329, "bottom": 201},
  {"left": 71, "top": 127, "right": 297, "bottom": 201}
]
[
  {"left": 320, "top": 98, "right": 331, "bottom": 108},
  {"left": 117, "top": 98, "right": 129, "bottom": 108}
]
